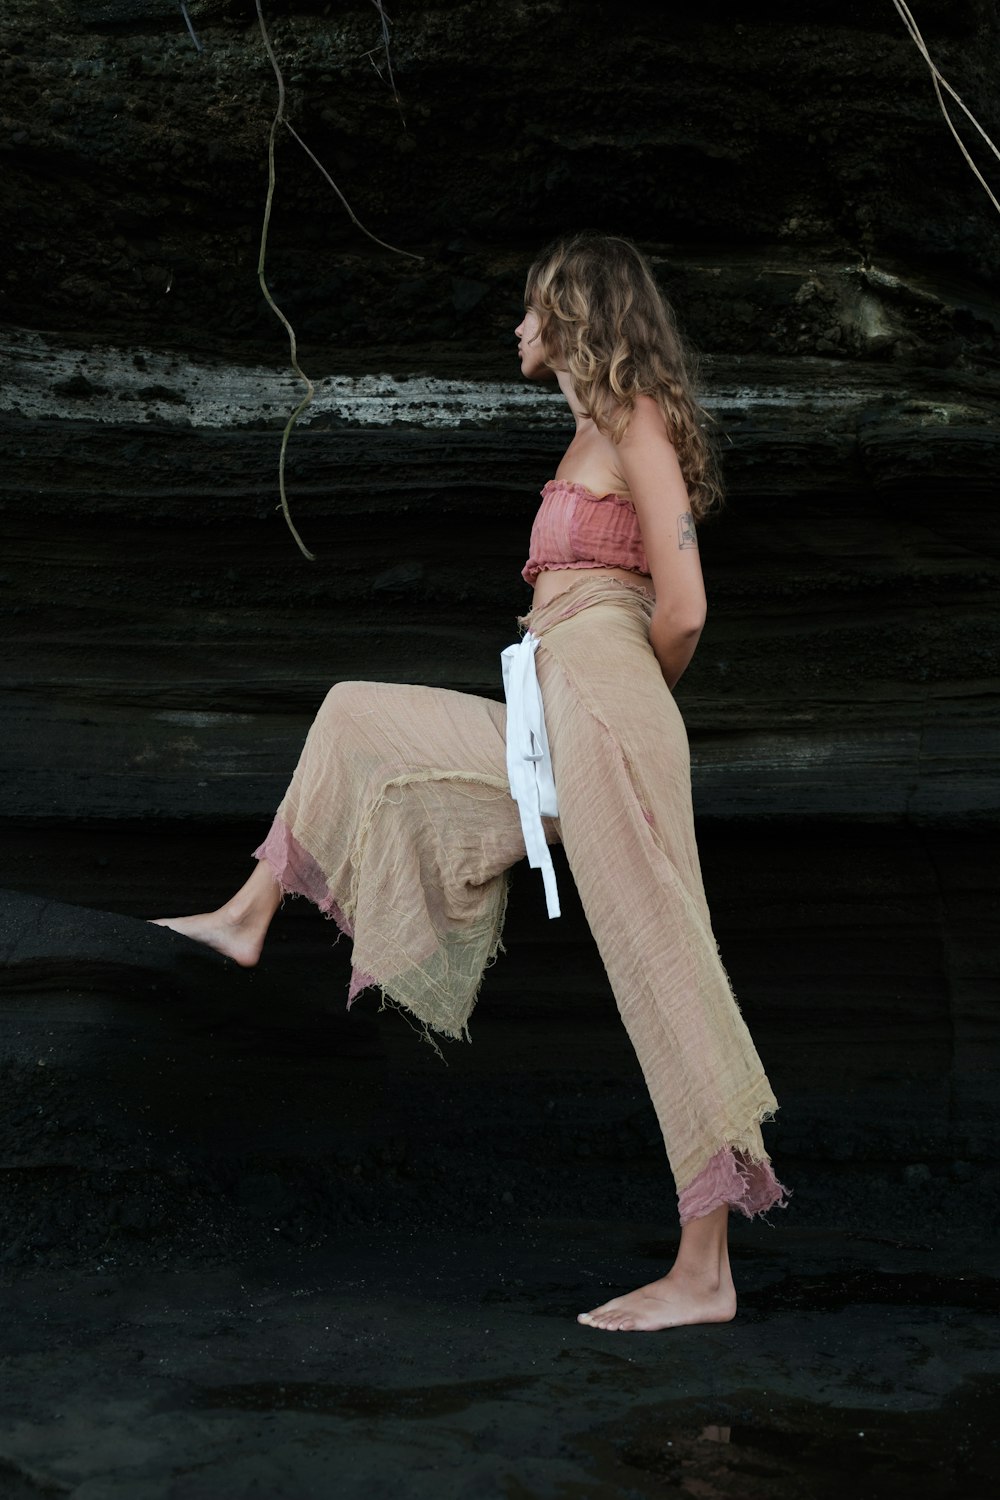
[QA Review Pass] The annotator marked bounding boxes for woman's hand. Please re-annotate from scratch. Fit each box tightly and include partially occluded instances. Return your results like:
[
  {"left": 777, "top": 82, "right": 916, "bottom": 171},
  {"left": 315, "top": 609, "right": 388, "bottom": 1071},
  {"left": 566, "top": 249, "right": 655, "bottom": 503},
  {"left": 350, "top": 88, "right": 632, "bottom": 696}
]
[{"left": 615, "top": 397, "right": 708, "bottom": 689}]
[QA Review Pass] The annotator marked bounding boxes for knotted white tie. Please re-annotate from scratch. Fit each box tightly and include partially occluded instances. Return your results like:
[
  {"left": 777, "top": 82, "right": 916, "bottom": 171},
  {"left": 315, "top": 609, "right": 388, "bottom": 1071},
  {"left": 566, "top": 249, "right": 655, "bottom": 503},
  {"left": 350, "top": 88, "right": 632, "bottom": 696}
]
[{"left": 500, "top": 631, "right": 560, "bottom": 919}]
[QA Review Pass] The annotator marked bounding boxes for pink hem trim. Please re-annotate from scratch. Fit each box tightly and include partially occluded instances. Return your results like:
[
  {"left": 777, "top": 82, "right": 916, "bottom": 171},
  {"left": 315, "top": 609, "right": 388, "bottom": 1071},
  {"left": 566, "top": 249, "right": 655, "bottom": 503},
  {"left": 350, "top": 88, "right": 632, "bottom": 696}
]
[
  {"left": 253, "top": 817, "right": 377, "bottom": 1006},
  {"left": 678, "top": 1147, "right": 790, "bottom": 1225}
]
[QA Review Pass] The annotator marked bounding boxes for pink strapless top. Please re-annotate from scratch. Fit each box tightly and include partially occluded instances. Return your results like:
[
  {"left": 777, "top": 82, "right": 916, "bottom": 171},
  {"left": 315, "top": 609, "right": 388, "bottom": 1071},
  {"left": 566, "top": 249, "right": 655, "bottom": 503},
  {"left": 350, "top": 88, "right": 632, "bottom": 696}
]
[{"left": 522, "top": 478, "right": 650, "bottom": 585}]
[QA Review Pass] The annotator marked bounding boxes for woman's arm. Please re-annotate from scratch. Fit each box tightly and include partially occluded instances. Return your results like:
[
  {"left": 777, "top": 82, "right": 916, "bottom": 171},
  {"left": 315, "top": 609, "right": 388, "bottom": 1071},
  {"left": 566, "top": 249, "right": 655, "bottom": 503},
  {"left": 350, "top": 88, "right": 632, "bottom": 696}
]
[{"left": 615, "top": 397, "right": 708, "bottom": 690}]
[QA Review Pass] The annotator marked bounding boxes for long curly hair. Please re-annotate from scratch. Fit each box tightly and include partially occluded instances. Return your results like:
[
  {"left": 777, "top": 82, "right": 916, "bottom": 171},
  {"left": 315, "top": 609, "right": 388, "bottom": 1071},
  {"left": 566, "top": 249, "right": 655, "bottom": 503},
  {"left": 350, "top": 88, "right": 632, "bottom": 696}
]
[{"left": 525, "top": 233, "right": 722, "bottom": 520}]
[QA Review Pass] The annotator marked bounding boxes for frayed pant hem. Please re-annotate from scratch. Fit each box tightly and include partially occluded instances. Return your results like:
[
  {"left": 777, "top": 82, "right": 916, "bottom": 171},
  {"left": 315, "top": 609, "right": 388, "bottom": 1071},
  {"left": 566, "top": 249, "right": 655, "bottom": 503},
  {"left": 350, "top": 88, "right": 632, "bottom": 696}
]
[{"left": 677, "top": 1147, "right": 791, "bottom": 1226}]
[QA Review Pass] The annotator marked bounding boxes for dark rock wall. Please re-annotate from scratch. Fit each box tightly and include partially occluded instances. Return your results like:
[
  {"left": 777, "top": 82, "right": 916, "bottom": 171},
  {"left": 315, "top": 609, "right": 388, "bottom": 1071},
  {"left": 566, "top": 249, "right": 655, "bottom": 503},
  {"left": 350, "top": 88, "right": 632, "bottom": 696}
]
[
  {"left": 1, "top": 0, "right": 999, "bottom": 1262},
  {"left": 3, "top": 0, "right": 1000, "bottom": 354}
]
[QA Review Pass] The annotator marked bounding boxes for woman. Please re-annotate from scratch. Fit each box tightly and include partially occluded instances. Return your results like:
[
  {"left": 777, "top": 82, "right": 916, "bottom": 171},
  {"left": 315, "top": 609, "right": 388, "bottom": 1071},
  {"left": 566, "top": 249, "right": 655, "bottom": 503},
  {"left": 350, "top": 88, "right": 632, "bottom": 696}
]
[{"left": 154, "top": 233, "right": 787, "bottom": 1332}]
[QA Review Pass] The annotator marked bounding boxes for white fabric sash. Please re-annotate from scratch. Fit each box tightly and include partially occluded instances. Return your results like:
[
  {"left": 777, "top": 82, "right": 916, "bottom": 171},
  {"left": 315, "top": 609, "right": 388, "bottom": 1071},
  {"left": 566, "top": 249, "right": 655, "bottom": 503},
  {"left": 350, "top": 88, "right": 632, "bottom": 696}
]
[{"left": 500, "top": 631, "right": 560, "bottom": 919}]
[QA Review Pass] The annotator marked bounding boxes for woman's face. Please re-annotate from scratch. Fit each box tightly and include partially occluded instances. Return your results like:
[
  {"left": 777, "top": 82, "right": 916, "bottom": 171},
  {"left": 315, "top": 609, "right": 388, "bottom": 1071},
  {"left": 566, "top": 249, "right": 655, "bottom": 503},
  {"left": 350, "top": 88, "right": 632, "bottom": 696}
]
[{"left": 515, "top": 305, "right": 550, "bottom": 380}]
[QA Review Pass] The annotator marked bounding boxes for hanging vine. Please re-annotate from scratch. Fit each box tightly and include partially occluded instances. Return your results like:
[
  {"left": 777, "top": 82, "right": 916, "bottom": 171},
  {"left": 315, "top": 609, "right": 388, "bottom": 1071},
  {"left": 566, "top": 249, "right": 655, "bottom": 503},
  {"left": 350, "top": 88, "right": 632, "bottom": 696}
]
[
  {"left": 891, "top": 1, "right": 1000, "bottom": 218},
  {"left": 254, "top": 1, "right": 421, "bottom": 559}
]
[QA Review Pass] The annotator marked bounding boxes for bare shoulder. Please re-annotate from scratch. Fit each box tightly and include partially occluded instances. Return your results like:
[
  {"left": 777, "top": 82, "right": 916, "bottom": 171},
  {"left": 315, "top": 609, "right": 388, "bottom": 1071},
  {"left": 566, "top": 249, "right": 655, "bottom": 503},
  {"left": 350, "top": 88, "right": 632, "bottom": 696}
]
[
  {"left": 619, "top": 394, "right": 675, "bottom": 451},
  {"left": 614, "top": 396, "right": 685, "bottom": 499},
  {"left": 614, "top": 397, "right": 705, "bottom": 600}
]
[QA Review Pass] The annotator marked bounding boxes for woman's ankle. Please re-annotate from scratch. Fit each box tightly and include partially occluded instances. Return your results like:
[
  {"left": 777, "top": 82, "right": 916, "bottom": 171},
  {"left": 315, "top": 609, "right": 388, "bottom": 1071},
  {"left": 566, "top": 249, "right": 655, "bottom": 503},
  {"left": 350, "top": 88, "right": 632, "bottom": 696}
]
[{"left": 224, "top": 864, "right": 282, "bottom": 929}]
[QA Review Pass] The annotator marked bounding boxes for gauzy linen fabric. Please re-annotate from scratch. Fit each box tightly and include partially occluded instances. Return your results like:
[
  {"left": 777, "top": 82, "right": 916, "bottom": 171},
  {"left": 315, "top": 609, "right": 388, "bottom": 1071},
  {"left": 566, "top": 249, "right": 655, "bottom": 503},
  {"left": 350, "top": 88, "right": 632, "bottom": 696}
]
[
  {"left": 522, "top": 478, "right": 650, "bottom": 584},
  {"left": 253, "top": 575, "right": 787, "bottom": 1223}
]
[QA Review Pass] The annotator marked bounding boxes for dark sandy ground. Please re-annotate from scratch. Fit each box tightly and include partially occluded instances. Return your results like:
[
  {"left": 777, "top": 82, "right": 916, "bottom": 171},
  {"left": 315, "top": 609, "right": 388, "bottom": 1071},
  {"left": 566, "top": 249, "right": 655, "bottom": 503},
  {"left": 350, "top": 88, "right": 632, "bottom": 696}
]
[
  {"left": 0, "top": 1216, "right": 997, "bottom": 1499},
  {"left": 1, "top": 891, "right": 998, "bottom": 1498}
]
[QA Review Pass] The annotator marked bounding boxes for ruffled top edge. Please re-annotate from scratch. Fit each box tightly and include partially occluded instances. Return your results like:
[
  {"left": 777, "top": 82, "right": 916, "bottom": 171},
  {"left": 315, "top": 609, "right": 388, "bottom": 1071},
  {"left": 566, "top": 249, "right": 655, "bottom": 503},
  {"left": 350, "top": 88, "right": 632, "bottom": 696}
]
[{"left": 541, "top": 478, "right": 634, "bottom": 508}]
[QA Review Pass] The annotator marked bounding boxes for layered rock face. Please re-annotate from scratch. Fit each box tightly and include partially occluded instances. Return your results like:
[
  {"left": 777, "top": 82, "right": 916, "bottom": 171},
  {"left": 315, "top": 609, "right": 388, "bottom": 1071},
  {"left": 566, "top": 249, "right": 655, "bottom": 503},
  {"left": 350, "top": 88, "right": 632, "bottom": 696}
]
[{"left": 1, "top": 0, "right": 998, "bottom": 1263}]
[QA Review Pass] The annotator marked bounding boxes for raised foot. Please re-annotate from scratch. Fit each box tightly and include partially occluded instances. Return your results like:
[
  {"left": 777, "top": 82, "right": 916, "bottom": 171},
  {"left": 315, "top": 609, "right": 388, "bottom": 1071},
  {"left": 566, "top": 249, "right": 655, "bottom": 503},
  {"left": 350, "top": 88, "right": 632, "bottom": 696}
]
[
  {"left": 149, "top": 911, "right": 263, "bottom": 968},
  {"left": 577, "top": 1271, "right": 737, "bottom": 1333}
]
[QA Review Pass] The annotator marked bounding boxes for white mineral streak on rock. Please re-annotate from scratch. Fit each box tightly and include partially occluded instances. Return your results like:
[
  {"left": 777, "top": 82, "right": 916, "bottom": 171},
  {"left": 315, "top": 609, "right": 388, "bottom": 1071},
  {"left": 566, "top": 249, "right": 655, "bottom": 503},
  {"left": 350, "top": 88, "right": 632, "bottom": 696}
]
[{"left": 1, "top": 328, "right": 884, "bottom": 429}]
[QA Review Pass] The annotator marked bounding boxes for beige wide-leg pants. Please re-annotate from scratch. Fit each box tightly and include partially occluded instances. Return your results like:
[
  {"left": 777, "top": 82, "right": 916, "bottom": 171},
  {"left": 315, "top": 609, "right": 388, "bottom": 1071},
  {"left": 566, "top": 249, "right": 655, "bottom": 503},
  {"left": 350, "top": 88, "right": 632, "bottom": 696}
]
[{"left": 255, "top": 576, "right": 786, "bottom": 1223}]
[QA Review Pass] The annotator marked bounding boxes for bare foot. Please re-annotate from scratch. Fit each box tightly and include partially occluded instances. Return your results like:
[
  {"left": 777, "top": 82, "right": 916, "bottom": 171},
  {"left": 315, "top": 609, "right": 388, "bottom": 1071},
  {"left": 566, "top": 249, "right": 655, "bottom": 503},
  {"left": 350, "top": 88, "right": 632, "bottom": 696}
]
[
  {"left": 150, "top": 908, "right": 264, "bottom": 968},
  {"left": 577, "top": 1267, "right": 737, "bottom": 1333},
  {"left": 150, "top": 864, "right": 282, "bottom": 967}
]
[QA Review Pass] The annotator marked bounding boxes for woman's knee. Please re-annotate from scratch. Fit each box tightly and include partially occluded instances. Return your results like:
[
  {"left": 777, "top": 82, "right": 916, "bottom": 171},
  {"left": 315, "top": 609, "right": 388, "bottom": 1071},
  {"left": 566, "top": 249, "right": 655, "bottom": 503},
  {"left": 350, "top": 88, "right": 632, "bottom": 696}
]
[
  {"left": 319, "top": 680, "right": 376, "bottom": 720},
  {"left": 309, "top": 680, "right": 382, "bottom": 755}
]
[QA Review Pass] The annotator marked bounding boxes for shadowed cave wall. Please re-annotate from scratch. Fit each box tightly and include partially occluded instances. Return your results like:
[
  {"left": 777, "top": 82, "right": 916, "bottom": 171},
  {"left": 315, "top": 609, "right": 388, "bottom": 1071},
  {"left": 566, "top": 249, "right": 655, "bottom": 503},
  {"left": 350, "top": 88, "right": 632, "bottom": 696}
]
[{"left": 1, "top": 0, "right": 998, "bottom": 1267}]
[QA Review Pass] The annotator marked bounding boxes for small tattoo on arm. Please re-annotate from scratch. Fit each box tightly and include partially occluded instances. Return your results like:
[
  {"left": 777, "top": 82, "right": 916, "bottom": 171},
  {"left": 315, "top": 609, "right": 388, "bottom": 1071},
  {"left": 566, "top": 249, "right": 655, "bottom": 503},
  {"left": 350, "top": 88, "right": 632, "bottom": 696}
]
[{"left": 677, "top": 512, "right": 697, "bottom": 550}]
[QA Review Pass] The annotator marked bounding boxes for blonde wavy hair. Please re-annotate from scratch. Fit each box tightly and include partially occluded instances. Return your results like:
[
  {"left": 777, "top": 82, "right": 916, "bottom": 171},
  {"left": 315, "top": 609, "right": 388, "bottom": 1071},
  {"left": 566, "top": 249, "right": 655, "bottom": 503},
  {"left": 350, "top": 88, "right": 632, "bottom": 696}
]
[{"left": 525, "top": 233, "right": 722, "bottom": 520}]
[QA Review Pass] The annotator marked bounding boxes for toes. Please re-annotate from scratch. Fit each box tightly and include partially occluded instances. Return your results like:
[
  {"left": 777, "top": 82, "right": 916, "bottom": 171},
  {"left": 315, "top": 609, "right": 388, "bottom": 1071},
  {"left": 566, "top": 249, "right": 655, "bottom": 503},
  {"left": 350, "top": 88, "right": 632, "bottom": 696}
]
[
  {"left": 579, "top": 1312, "right": 634, "bottom": 1332},
  {"left": 583, "top": 1300, "right": 619, "bottom": 1320}
]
